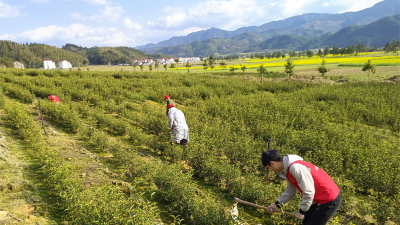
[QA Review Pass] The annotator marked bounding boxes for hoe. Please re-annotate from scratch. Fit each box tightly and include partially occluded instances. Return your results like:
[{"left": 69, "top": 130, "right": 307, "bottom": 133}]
[{"left": 231, "top": 197, "right": 295, "bottom": 224}]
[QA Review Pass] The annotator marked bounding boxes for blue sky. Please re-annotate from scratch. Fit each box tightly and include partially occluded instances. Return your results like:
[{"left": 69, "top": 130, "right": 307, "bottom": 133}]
[{"left": 0, "top": 0, "right": 384, "bottom": 47}]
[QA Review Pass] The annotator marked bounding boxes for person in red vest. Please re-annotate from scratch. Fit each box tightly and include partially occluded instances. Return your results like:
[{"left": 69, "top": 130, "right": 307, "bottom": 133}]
[
  {"left": 262, "top": 149, "right": 341, "bottom": 225},
  {"left": 47, "top": 94, "right": 61, "bottom": 104}
]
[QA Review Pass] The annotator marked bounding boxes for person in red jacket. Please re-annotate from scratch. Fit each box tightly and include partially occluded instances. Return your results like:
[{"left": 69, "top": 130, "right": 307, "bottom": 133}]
[
  {"left": 262, "top": 149, "right": 341, "bottom": 225},
  {"left": 47, "top": 94, "right": 61, "bottom": 103}
]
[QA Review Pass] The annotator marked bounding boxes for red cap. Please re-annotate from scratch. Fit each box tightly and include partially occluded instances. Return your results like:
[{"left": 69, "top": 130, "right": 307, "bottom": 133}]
[
  {"left": 167, "top": 104, "right": 175, "bottom": 110},
  {"left": 164, "top": 95, "right": 170, "bottom": 100}
]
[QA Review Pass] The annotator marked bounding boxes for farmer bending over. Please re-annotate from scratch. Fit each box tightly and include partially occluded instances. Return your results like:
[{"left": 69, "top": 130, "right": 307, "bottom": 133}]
[
  {"left": 262, "top": 150, "right": 341, "bottom": 225},
  {"left": 47, "top": 94, "right": 61, "bottom": 104},
  {"left": 164, "top": 95, "right": 174, "bottom": 117},
  {"left": 168, "top": 104, "right": 189, "bottom": 146}
]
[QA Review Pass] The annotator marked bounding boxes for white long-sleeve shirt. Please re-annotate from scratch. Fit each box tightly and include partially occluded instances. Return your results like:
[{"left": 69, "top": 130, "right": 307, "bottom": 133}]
[{"left": 277, "top": 155, "right": 315, "bottom": 212}]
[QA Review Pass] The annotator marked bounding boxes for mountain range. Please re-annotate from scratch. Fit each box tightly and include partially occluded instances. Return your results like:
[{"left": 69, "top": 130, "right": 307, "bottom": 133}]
[
  {"left": 136, "top": 0, "right": 400, "bottom": 56},
  {"left": 139, "top": 15, "right": 400, "bottom": 57}
]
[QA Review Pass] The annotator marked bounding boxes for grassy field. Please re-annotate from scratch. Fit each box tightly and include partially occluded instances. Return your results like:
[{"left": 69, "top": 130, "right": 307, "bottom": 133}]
[{"left": 77, "top": 51, "right": 399, "bottom": 83}]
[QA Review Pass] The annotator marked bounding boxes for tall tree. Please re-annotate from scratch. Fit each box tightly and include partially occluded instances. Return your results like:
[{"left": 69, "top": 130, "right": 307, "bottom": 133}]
[
  {"left": 208, "top": 54, "right": 215, "bottom": 69},
  {"left": 306, "top": 50, "right": 314, "bottom": 58},
  {"left": 257, "top": 64, "right": 267, "bottom": 83},
  {"left": 317, "top": 49, "right": 323, "bottom": 58},
  {"left": 154, "top": 60, "right": 159, "bottom": 72},
  {"left": 362, "top": 60, "right": 376, "bottom": 81},
  {"left": 240, "top": 64, "right": 247, "bottom": 75},
  {"left": 284, "top": 59, "right": 295, "bottom": 78},
  {"left": 202, "top": 59, "right": 209, "bottom": 71},
  {"left": 229, "top": 66, "right": 238, "bottom": 74},
  {"left": 185, "top": 61, "right": 192, "bottom": 73},
  {"left": 323, "top": 47, "right": 330, "bottom": 57},
  {"left": 317, "top": 59, "right": 330, "bottom": 78},
  {"left": 133, "top": 61, "right": 139, "bottom": 71},
  {"left": 219, "top": 60, "right": 227, "bottom": 69}
]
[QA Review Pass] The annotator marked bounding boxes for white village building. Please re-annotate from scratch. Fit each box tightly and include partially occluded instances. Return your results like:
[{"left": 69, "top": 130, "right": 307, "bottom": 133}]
[
  {"left": 43, "top": 59, "right": 56, "bottom": 70},
  {"left": 164, "top": 58, "right": 175, "bottom": 64},
  {"left": 59, "top": 60, "right": 72, "bottom": 69}
]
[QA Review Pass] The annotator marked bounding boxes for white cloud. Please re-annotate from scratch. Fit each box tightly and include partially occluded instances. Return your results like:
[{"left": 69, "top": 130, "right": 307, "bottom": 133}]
[
  {"left": 0, "top": 1, "right": 21, "bottom": 18},
  {"left": 83, "top": 0, "right": 109, "bottom": 5},
  {"left": 1, "top": 23, "right": 135, "bottom": 46},
  {"left": 147, "top": 21, "right": 155, "bottom": 26},
  {"left": 278, "top": 0, "right": 319, "bottom": 17},
  {"left": 158, "top": 11, "right": 188, "bottom": 28},
  {"left": 71, "top": 5, "right": 124, "bottom": 21},
  {"left": 123, "top": 17, "right": 142, "bottom": 30},
  {"left": 321, "top": 0, "right": 383, "bottom": 12},
  {"left": 155, "top": 0, "right": 265, "bottom": 30},
  {"left": 174, "top": 27, "right": 204, "bottom": 36}
]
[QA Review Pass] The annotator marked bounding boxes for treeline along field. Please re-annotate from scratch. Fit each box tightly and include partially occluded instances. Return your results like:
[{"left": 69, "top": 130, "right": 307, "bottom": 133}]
[{"left": 0, "top": 69, "right": 399, "bottom": 224}]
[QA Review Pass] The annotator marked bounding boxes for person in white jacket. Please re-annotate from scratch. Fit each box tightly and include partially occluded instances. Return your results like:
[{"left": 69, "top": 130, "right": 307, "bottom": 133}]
[
  {"left": 167, "top": 104, "right": 189, "bottom": 146},
  {"left": 261, "top": 149, "right": 341, "bottom": 225}
]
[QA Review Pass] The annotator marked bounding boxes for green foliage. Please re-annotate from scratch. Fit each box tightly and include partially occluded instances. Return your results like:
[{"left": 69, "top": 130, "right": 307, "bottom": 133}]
[
  {"left": 219, "top": 60, "right": 227, "bottom": 68},
  {"left": 202, "top": 59, "right": 208, "bottom": 70},
  {"left": 1, "top": 94, "right": 162, "bottom": 224},
  {"left": 208, "top": 54, "right": 215, "bottom": 69},
  {"left": 4, "top": 101, "right": 40, "bottom": 142},
  {"left": 240, "top": 64, "right": 247, "bottom": 74},
  {"left": 0, "top": 57, "right": 14, "bottom": 68},
  {"left": 62, "top": 44, "right": 146, "bottom": 65},
  {"left": 2, "top": 69, "right": 400, "bottom": 224},
  {"left": 229, "top": 66, "right": 238, "bottom": 74},
  {"left": 362, "top": 59, "right": 376, "bottom": 74},
  {"left": 317, "top": 59, "right": 330, "bottom": 77},
  {"left": 39, "top": 101, "right": 82, "bottom": 133},
  {"left": 2, "top": 82, "right": 35, "bottom": 103},
  {"left": 185, "top": 61, "right": 192, "bottom": 73},
  {"left": 0, "top": 41, "right": 88, "bottom": 68},
  {"left": 71, "top": 185, "right": 160, "bottom": 224},
  {"left": 284, "top": 59, "right": 295, "bottom": 77}
]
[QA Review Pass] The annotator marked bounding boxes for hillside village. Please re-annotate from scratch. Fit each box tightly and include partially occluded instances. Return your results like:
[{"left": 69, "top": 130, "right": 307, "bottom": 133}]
[{"left": 134, "top": 57, "right": 201, "bottom": 65}]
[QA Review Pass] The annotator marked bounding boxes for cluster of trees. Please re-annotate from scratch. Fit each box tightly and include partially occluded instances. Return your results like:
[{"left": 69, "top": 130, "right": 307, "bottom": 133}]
[
  {"left": 0, "top": 41, "right": 89, "bottom": 68},
  {"left": 250, "top": 43, "right": 386, "bottom": 60},
  {"left": 383, "top": 40, "right": 400, "bottom": 55},
  {"left": 62, "top": 44, "right": 147, "bottom": 65},
  {"left": 62, "top": 44, "right": 173, "bottom": 65},
  {"left": 249, "top": 52, "right": 286, "bottom": 59},
  {"left": 216, "top": 55, "right": 241, "bottom": 61}
]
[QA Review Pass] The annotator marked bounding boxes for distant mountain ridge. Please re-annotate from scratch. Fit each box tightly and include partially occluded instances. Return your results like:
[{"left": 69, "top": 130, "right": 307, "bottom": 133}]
[
  {"left": 143, "top": 15, "right": 400, "bottom": 57},
  {"left": 137, "top": 0, "right": 399, "bottom": 52}
]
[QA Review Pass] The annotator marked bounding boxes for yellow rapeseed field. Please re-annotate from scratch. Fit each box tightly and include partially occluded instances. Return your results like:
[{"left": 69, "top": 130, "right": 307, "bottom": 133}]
[{"left": 177, "top": 53, "right": 399, "bottom": 70}]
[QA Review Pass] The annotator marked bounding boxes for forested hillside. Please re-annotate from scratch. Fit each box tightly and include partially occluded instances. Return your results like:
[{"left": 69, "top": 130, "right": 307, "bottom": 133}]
[
  {"left": 0, "top": 41, "right": 89, "bottom": 68},
  {"left": 62, "top": 44, "right": 148, "bottom": 65}
]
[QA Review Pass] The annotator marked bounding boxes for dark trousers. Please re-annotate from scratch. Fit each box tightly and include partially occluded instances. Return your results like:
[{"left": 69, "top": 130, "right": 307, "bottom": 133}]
[{"left": 303, "top": 192, "right": 341, "bottom": 225}]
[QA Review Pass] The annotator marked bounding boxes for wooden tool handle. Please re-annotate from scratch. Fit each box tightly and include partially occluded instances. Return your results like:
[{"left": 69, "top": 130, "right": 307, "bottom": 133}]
[{"left": 233, "top": 198, "right": 296, "bottom": 216}]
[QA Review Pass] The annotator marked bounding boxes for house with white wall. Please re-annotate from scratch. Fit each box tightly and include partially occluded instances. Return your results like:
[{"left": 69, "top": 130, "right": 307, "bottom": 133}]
[
  {"left": 43, "top": 59, "right": 56, "bottom": 70},
  {"left": 59, "top": 60, "right": 72, "bottom": 69},
  {"left": 165, "top": 58, "right": 175, "bottom": 64},
  {"left": 157, "top": 58, "right": 166, "bottom": 64}
]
